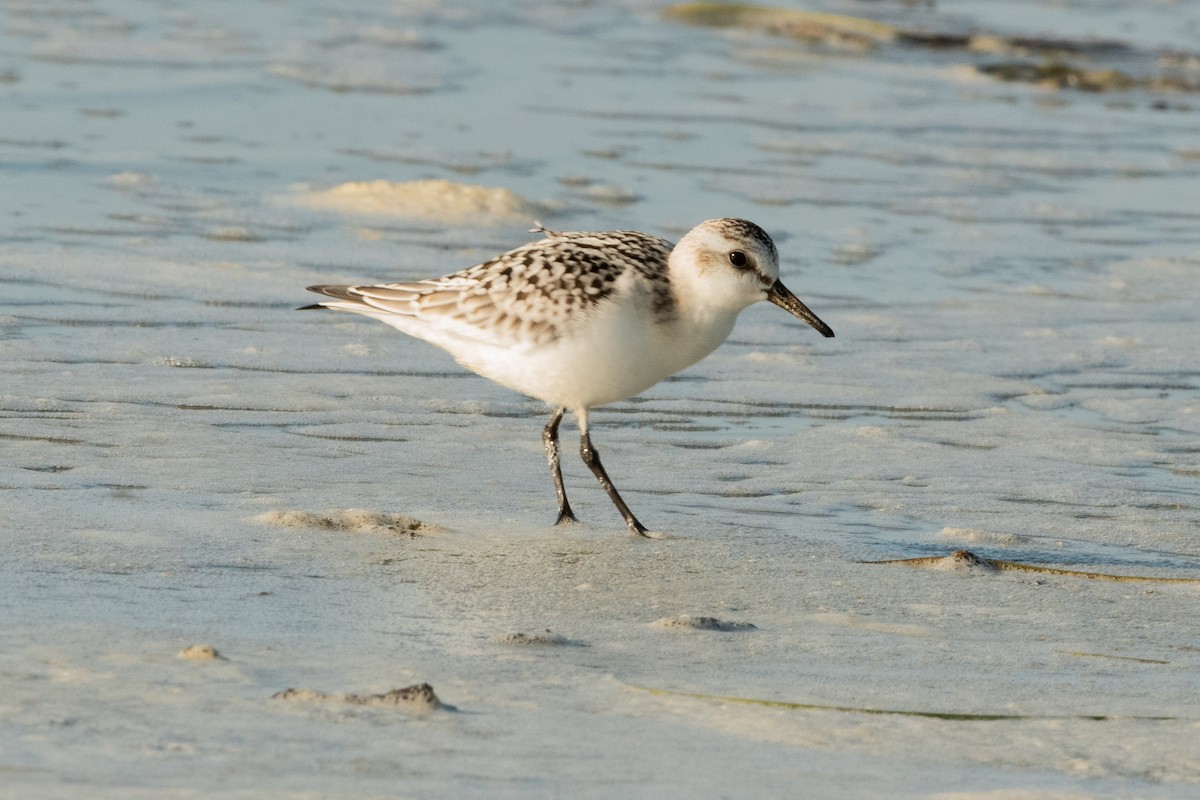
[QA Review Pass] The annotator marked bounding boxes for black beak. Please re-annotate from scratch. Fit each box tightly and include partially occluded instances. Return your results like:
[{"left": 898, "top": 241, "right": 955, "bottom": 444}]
[{"left": 766, "top": 279, "right": 834, "bottom": 338}]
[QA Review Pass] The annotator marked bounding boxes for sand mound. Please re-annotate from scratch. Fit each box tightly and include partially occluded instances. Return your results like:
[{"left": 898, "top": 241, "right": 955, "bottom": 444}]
[
  {"left": 272, "top": 683, "right": 453, "bottom": 712},
  {"left": 493, "top": 631, "right": 581, "bottom": 646},
  {"left": 256, "top": 509, "right": 444, "bottom": 537},
  {"left": 177, "top": 644, "right": 223, "bottom": 661},
  {"left": 293, "top": 178, "right": 548, "bottom": 223},
  {"left": 928, "top": 550, "right": 1002, "bottom": 573}
]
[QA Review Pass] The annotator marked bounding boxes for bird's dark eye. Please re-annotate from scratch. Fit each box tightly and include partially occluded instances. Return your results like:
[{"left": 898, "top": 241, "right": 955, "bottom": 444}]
[{"left": 728, "top": 250, "right": 748, "bottom": 268}]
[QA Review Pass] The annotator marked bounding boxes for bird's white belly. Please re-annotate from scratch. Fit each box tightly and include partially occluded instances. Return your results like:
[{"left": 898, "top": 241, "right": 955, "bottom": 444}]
[{"left": 442, "top": 301, "right": 736, "bottom": 410}]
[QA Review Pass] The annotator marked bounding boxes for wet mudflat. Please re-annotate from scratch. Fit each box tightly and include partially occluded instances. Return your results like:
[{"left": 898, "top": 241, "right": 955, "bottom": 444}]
[{"left": 2, "top": 2, "right": 1199, "bottom": 797}]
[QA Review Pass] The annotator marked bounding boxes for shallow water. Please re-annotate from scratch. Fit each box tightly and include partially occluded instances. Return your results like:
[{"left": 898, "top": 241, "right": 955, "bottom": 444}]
[{"left": 3, "top": 1, "right": 1200, "bottom": 798}]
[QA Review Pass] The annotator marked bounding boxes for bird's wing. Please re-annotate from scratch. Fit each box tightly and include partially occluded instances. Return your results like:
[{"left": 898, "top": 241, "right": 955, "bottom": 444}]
[{"left": 307, "top": 231, "right": 674, "bottom": 348}]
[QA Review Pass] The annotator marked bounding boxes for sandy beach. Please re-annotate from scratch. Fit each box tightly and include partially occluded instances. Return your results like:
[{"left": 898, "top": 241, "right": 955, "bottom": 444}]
[{"left": 2, "top": 1, "right": 1199, "bottom": 797}]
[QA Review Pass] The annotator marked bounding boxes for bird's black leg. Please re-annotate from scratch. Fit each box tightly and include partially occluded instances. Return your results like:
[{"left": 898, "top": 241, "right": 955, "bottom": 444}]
[
  {"left": 543, "top": 407, "right": 578, "bottom": 526},
  {"left": 578, "top": 425, "right": 649, "bottom": 537}
]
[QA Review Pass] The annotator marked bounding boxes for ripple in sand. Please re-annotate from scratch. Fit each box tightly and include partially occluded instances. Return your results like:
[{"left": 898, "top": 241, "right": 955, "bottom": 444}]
[{"left": 867, "top": 549, "right": 1200, "bottom": 583}]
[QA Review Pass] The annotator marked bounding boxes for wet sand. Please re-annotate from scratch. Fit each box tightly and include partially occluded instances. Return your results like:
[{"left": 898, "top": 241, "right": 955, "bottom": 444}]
[{"left": 2, "top": 1, "right": 1199, "bottom": 797}]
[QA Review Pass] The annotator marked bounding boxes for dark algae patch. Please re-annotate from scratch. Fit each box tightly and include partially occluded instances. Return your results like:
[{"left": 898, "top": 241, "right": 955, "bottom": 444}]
[{"left": 664, "top": 2, "right": 1200, "bottom": 94}]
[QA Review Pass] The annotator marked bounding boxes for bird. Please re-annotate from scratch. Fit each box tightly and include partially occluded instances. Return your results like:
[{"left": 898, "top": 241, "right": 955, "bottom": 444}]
[{"left": 301, "top": 218, "right": 833, "bottom": 536}]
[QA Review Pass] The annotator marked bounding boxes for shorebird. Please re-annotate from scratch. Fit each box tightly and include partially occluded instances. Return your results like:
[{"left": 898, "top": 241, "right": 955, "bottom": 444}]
[{"left": 302, "top": 218, "right": 833, "bottom": 535}]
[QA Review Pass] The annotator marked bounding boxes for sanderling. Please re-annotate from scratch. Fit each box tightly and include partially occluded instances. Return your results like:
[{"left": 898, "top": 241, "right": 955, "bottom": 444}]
[{"left": 302, "top": 218, "right": 833, "bottom": 536}]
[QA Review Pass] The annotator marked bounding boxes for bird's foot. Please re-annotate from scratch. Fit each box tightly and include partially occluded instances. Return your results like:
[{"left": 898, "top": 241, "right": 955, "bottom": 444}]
[{"left": 553, "top": 510, "right": 580, "bottom": 526}]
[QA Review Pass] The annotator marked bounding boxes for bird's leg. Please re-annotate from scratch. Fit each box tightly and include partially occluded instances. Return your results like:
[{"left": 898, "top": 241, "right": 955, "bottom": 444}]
[
  {"left": 543, "top": 407, "right": 578, "bottom": 526},
  {"left": 575, "top": 409, "right": 649, "bottom": 537}
]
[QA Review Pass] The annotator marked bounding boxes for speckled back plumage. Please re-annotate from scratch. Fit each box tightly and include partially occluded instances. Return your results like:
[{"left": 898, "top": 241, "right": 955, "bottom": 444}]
[{"left": 307, "top": 229, "right": 674, "bottom": 348}]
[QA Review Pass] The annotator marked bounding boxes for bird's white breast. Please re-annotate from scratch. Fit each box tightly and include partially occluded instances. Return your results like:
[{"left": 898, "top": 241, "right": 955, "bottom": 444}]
[{"left": 413, "top": 279, "right": 738, "bottom": 410}]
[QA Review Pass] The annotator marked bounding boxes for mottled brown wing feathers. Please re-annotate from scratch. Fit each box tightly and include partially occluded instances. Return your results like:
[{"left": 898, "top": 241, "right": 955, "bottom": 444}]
[{"left": 305, "top": 231, "right": 674, "bottom": 347}]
